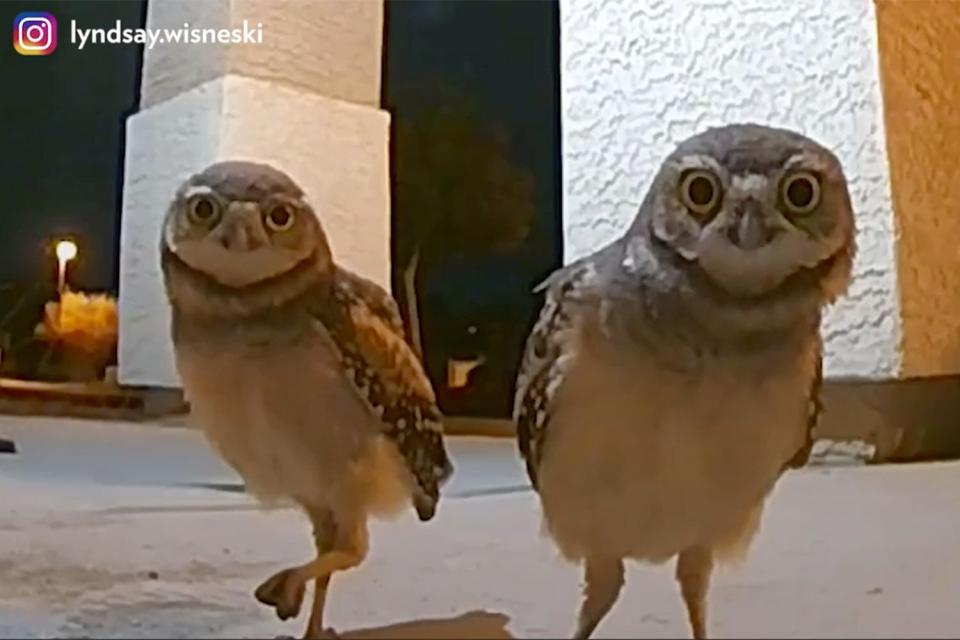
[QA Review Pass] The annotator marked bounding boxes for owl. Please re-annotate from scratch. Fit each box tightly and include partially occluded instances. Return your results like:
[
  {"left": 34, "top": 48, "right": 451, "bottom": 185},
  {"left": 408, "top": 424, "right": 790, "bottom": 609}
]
[
  {"left": 514, "top": 124, "right": 855, "bottom": 639},
  {"left": 160, "top": 161, "right": 453, "bottom": 639}
]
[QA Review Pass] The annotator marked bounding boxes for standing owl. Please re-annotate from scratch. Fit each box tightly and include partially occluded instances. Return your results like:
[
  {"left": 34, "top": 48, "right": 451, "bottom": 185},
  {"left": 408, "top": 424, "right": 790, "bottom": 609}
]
[
  {"left": 160, "top": 161, "right": 453, "bottom": 639},
  {"left": 514, "top": 124, "right": 855, "bottom": 639}
]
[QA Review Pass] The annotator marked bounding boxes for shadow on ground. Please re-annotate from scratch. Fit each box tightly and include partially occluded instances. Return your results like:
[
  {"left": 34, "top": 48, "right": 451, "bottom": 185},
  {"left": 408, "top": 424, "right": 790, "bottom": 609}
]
[{"left": 340, "top": 610, "right": 513, "bottom": 639}]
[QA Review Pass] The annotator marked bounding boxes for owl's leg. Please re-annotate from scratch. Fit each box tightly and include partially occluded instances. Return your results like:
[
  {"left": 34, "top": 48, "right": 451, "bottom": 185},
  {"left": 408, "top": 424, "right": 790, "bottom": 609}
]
[
  {"left": 676, "top": 546, "right": 714, "bottom": 639},
  {"left": 302, "top": 512, "right": 367, "bottom": 640},
  {"left": 255, "top": 509, "right": 366, "bottom": 639},
  {"left": 573, "top": 556, "right": 624, "bottom": 639}
]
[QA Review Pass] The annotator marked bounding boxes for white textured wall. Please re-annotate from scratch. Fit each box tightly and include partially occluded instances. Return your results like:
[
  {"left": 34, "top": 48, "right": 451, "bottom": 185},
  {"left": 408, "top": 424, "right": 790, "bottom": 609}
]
[
  {"left": 119, "top": 81, "right": 222, "bottom": 389},
  {"left": 139, "top": 0, "right": 384, "bottom": 109},
  {"left": 559, "top": 0, "right": 900, "bottom": 379}
]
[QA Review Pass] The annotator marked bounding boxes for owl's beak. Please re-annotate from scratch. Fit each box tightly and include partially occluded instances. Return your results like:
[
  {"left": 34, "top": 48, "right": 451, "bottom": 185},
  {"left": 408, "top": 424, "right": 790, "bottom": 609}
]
[
  {"left": 214, "top": 204, "right": 265, "bottom": 252},
  {"left": 728, "top": 200, "right": 770, "bottom": 251}
]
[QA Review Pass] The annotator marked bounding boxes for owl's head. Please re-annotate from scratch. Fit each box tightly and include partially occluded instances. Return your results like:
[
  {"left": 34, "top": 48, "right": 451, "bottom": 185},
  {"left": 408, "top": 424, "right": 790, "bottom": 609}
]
[
  {"left": 637, "top": 124, "right": 854, "bottom": 303},
  {"left": 162, "top": 161, "right": 332, "bottom": 289}
]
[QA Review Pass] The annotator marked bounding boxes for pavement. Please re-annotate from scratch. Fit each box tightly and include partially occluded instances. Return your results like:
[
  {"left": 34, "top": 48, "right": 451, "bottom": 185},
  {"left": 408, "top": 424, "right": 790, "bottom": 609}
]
[{"left": 1, "top": 415, "right": 959, "bottom": 638}]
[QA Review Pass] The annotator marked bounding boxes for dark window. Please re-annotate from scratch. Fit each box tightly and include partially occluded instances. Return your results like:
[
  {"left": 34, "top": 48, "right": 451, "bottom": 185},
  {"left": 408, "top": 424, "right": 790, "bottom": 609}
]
[{"left": 385, "top": 0, "right": 562, "bottom": 418}]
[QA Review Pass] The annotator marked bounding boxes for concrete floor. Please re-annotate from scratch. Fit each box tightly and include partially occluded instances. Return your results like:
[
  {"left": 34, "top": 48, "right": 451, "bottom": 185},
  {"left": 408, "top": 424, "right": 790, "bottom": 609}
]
[{"left": 1, "top": 415, "right": 959, "bottom": 638}]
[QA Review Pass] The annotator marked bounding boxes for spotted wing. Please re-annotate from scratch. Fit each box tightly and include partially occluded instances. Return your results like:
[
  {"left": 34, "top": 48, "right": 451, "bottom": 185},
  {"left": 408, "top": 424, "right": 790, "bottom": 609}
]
[
  {"left": 313, "top": 268, "right": 453, "bottom": 521},
  {"left": 334, "top": 269, "right": 407, "bottom": 337},
  {"left": 513, "top": 260, "right": 595, "bottom": 490}
]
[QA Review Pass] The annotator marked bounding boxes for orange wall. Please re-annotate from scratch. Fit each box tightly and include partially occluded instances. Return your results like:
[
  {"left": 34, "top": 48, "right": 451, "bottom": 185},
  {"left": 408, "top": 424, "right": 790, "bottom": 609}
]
[{"left": 875, "top": 0, "right": 960, "bottom": 376}]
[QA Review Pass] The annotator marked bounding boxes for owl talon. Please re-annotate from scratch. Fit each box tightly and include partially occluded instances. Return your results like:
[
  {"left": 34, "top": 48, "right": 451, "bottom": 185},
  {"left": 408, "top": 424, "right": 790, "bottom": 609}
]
[{"left": 255, "top": 568, "right": 306, "bottom": 621}]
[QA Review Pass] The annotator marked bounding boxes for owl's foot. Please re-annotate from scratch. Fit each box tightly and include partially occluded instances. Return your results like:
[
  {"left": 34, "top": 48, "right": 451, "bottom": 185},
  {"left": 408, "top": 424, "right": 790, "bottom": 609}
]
[
  {"left": 257, "top": 552, "right": 359, "bottom": 632},
  {"left": 256, "top": 567, "right": 306, "bottom": 621}
]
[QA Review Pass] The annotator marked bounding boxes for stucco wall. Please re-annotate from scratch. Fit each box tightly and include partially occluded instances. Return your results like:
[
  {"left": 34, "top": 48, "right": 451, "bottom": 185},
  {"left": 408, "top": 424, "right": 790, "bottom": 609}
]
[
  {"left": 140, "top": 0, "right": 383, "bottom": 109},
  {"left": 559, "top": 0, "right": 901, "bottom": 378},
  {"left": 875, "top": 0, "right": 960, "bottom": 378}
]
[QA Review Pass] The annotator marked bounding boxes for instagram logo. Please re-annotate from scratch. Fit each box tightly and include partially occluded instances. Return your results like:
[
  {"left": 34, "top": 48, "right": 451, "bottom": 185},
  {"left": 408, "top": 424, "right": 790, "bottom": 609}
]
[{"left": 13, "top": 12, "right": 57, "bottom": 55}]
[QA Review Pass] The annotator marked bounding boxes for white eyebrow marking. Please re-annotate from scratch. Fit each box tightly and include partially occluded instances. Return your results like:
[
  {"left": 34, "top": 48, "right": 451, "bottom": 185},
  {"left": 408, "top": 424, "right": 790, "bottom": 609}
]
[
  {"left": 785, "top": 152, "right": 828, "bottom": 172},
  {"left": 182, "top": 184, "right": 216, "bottom": 199},
  {"left": 677, "top": 154, "right": 724, "bottom": 174}
]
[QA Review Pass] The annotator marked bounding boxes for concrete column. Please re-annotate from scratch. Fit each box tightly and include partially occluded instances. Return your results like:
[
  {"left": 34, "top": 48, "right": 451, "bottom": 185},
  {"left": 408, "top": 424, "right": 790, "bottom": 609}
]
[{"left": 119, "top": 0, "right": 389, "bottom": 388}]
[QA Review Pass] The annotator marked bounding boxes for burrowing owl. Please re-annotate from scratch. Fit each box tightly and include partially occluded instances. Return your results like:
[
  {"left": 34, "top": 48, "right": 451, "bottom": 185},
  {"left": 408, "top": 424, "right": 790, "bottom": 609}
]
[
  {"left": 514, "top": 124, "right": 855, "bottom": 638},
  {"left": 160, "top": 161, "right": 452, "bottom": 639}
]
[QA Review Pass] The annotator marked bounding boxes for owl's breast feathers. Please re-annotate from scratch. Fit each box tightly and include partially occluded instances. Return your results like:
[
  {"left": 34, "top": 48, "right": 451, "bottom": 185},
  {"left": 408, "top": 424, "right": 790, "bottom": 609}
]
[
  {"left": 311, "top": 268, "right": 453, "bottom": 521},
  {"left": 514, "top": 256, "right": 600, "bottom": 489},
  {"left": 513, "top": 250, "right": 825, "bottom": 490}
]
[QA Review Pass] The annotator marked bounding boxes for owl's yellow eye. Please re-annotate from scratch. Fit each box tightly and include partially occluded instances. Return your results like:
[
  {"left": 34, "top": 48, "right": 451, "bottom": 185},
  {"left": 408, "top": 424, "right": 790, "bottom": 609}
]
[
  {"left": 265, "top": 204, "right": 295, "bottom": 232},
  {"left": 187, "top": 195, "right": 220, "bottom": 226},
  {"left": 781, "top": 171, "right": 820, "bottom": 215},
  {"left": 679, "top": 170, "right": 721, "bottom": 218}
]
